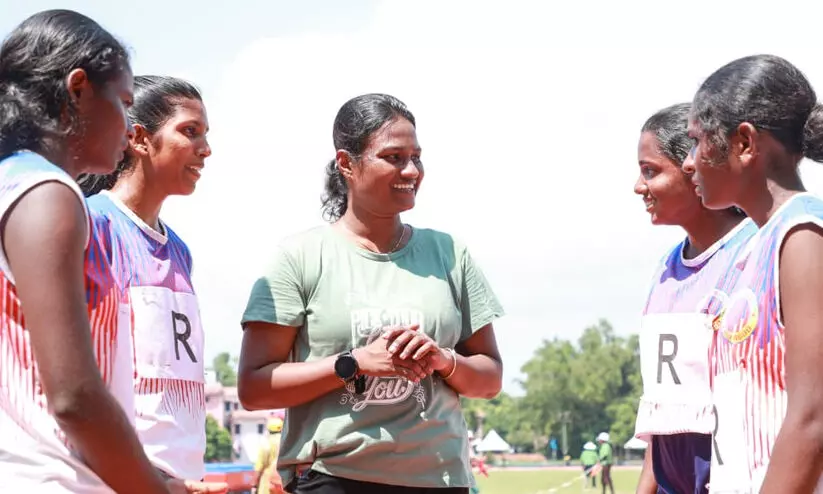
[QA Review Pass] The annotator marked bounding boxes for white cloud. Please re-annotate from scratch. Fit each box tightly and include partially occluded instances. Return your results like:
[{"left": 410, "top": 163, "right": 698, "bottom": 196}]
[{"left": 161, "top": 0, "right": 823, "bottom": 393}]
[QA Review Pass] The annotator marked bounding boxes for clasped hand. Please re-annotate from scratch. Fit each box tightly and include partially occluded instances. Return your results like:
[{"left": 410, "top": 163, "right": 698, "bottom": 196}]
[{"left": 351, "top": 324, "right": 454, "bottom": 382}]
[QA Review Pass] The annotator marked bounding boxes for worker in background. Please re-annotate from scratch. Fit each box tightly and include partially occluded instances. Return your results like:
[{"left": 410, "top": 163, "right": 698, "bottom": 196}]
[
  {"left": 597, "top": 432, "right": 615, "bottom": 494},
  {"left": 255, "top": 417, "right": 284, "bottom": 494},
  {"left": 581, "top": 441, "right": 599, "bottom": 488}
]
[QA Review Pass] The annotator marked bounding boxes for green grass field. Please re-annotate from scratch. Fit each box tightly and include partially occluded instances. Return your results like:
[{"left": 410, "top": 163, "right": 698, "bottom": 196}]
[{"left": 475, "top": 467, "right": 640, "bottom": 494}]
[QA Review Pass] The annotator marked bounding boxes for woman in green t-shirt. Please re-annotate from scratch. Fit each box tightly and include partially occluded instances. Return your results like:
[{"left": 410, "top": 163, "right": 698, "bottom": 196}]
[{"left": 238, "top": 93, "right": 505, "bottom": 494}]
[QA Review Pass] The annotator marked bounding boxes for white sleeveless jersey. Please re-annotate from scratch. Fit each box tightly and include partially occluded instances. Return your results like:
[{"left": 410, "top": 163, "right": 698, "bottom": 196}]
[
  {"left": 710, "top": 194, "right": 823, "bottom": 493},
  {"left": 0, "top": 152, "right": 131, "bottom": 492}
]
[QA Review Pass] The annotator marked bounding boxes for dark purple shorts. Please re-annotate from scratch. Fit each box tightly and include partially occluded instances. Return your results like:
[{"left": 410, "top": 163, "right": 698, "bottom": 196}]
[{"left": 652, "top": 433, "right": 711, "bottom": 494}]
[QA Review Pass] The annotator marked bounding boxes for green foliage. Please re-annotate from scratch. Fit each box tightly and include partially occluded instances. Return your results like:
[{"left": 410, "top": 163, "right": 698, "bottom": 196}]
[
  {"left": 213, "top": 352, "right": 238, "bottom": 387},
  {"left": 204, "top": 415, "right": 233, "bottom": 463},
  {"left": 463, "top": 319, "right": 642, "bottom": 458}
]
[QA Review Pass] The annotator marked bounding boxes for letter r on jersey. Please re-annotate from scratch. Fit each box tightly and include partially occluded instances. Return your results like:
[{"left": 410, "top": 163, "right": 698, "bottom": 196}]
[
  {"left": 171, "top": 311, "right": 197, "bottom": 363},
  {"left": 657, "top": 333, "right": 680, "bottom": 384}
]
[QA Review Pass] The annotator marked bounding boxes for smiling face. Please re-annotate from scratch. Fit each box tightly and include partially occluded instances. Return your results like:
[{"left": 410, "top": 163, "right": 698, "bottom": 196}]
[
  {"left": 634, "top": 131, "right": 704, "bottom": 226},
  {"left": 139, "top": 97, "right": 211, "bottom": 196},
  {"left": 345, "top": 116, "right": 423, "bottom": 216}
]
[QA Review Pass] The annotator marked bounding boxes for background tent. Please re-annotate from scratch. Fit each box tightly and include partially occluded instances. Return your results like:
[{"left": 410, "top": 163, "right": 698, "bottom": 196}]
[
  {"left": 623, "top": 437, "right": 647, "bottom": 450},
  {"left": 476, "top": 429, "right": 512, "bottom": 453},
  {"left": 623, "top": 437, "right": 648, "bottom": 462}
]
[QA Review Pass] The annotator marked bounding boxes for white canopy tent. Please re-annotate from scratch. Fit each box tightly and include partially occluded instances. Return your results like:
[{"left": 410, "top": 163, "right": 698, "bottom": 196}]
[
  {"left": 623, "top": 437, "right": 648, "bottom": 450},
  {"left": 475, "top": 429, "right": 512, "bottom": 453}
]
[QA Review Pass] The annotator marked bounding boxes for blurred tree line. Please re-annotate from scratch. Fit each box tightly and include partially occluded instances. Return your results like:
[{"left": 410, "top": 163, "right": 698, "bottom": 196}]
[{"left": 462, "top": 319, "right": 641, "bottom": 458}]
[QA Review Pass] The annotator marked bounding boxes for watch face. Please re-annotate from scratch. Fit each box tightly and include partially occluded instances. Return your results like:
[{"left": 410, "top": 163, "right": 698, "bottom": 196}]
[{"left": 335, "top": 354, "right": 357, "bottom": 380}]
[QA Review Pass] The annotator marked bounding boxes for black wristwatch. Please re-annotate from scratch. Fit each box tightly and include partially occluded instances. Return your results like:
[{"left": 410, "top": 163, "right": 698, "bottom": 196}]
[
  {"left": 334, "top": 351, "right": 359, "bottom": 381},
  {"left": 335, "top": 351, "right": 366, "bottom": 394}
]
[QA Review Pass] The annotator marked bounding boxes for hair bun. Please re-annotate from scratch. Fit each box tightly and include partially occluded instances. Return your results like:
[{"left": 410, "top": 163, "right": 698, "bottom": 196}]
[{"left": 803, "top": 102, "right": 823, "bottom": 162}]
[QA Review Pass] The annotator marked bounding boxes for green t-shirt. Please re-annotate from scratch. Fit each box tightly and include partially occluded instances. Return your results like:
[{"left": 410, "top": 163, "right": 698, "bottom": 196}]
[
  {"left": 580, "top": 450, "right": 598, "bottom": 466},
  {"left": 598, "top": 442, "right": 613, "bottom": 466},
  {"left": 241, "top": 225, "right": 504, "bottom": 488}
]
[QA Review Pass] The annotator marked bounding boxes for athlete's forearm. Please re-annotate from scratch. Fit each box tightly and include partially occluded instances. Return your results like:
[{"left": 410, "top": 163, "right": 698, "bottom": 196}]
[
  {"left": 439, "top": 353, "right": 502, "bottom": 399},
  {"left": 760, "top": 416, "right": 823, "bottom": 493},
  {"left": 635, "top": 443, "right": 657, "bottom": 494},
  {"left": 55, "top": 385, "right": 170, "bottom": 494},
  {"left": 238, "top": 356, "right": 345, "bottom": 409}
]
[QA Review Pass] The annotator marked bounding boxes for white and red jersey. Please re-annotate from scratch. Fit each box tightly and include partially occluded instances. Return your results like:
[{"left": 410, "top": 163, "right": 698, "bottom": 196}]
[
  {"left": 87, "top": 190, "right": 205, "bottom": 480},
  {"left": 0, "top": 151, "right": 130, "bottom": 492},
  {"left": 710, "top": 193, "right": 823, "bottom": 493}
]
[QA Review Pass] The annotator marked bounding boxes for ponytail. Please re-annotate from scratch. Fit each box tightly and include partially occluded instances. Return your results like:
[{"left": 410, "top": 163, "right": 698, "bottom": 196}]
[
  {"left": 77, "top": 157, "right": 130, "bottom": 197},
  {"left": 320, "top": 158, "right": 348, "bottom": 222},
  {"left": 0, "top": 82, "right": 58, "bottom": 160}
]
